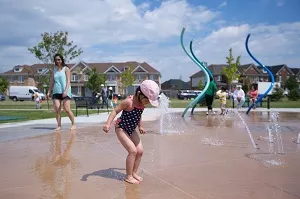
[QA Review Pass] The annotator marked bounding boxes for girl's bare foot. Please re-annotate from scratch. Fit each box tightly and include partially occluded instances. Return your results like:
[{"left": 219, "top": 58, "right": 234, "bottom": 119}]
[
  {"left": 124, "top": 176, "right": 139, "bottom": 184},
  {"left": 70, "top": 125, "right": 76, "bottom": 130},
  {"left": 133, "top": 173, "right": 143, "bottom": 182},
  {"left": 55, "top": 126, "right": 61, "bottom": 131}
]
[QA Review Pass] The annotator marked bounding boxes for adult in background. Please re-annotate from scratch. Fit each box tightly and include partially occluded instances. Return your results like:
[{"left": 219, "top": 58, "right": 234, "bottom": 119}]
[
  {"left": 233, "top": 85, "right": 245, "bottom": 109},
  {"left": 100, "top": 84, "right": 108, "bottom": 108},
  {"left": 47, "top": 53, "right": 76, "bottom": 131},
  {"left": 205, "top": 76, "right": 218, "bottom": 115},
  {"left": 107, "top": 87, "right": 114, "bottom": 108}
]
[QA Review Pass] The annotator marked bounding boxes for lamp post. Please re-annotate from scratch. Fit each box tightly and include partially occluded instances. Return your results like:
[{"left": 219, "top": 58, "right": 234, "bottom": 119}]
[
  {"left": 78, "top": 71, "right": 83, "bottom": 96},
  {"left": 43, "top": 84, "right": 49, "bottom": 110}
]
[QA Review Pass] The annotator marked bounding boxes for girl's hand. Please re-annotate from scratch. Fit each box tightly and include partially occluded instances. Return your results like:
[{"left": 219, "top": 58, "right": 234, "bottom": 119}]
[
  {"left": 103, "top": 125, "right": 110, "bottom": 133},
  {"left": 139, "top": 127, "right": 146, "bottom": 134},
  {"left": 46, "top": 93, "right": 50, "bottom": 100},
  {"left": 62, "top": 92, "right": 67, "bottom": 98}
]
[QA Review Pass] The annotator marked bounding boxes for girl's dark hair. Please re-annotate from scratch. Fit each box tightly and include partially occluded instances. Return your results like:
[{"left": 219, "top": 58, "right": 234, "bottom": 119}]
[
  {"left": 221, "top": 86, "right": 226, "bottom": 91},
  {"left": 135, "top": 86, "right": 142, "bottom": 96},
  {"left": 53, "top": 53, "right": 66, "bottom": 67}
]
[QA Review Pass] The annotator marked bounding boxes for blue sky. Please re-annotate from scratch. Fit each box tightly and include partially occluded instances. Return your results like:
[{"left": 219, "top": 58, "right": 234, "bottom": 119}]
[{"left": 0, "top": 0, "right": 299, "bottom": 81}]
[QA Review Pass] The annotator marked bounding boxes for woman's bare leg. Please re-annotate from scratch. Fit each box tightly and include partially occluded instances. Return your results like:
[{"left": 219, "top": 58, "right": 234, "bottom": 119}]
[
  {"left": 53, "top": 99, "right": 62, "bottom": 131},
  {"left": 63, "top": 99, "right": 76, "bottom": 130}
]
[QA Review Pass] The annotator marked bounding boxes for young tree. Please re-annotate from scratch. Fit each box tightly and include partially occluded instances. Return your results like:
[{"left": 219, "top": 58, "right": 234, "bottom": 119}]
[
  {"left": 0, "top": 77, "right": 9, "bottom": 93},
  {"left": 198, "top": 80, "right": 204, "bottom": 90},
  {"left": 85, "top": 68, "right": 107, "bottom": 96},
  {"left": 222, "top": 48, "right": 241, "bottom": 85},
  {"left": 28, "top": 31, "right": 83, "bottom": 86},
  {"left": 28, "top": 31, "right": 83, "bottom": 64},
  {"left": 284, "top": 76, "right": 298, "bottom": 91},
  {"left": 120, "top": 64, "right": 135, "bottom": 95}
]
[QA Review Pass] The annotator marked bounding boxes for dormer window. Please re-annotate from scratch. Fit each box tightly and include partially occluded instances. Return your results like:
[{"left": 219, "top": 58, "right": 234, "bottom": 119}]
[
  {"left": 14, "top": 67, "right": 23, "bottom": 72},
  {"left": 37, "top": 68, "right": 44, "bottom": 73}
]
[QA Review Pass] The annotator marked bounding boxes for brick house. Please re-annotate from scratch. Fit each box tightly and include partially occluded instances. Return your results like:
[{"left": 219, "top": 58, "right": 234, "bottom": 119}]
[
  {"left": 0, "top": 61, "right": 161, "bottom": 96},
  {"left": 190, "top": 63, "right": 298, "bottom": 89}
]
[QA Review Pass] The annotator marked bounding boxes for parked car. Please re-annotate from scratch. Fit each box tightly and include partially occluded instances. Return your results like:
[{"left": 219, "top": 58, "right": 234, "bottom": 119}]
[
  {"left": 0, "top": 93, "right": 6, "bottom": 101},
  {"left": 177, "top": 90, "right": 202, "bottom": 100}
]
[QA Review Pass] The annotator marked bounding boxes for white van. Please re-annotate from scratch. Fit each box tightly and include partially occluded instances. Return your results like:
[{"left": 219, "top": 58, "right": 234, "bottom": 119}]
[{"left": 9, "top": 86, "right": 45, "bottom": 101}]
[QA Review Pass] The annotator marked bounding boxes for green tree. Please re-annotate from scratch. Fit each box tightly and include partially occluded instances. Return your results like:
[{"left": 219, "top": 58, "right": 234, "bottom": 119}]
[
  {"left": 28, "top": 31, "right": 83, "bottom": 64},
  {"left": 287, "top": 89, "right": 300, "bottom": 101},
  {"left": 198, "top": 80, "right": 204, "bottom": 90},
  {"left": 28, "top": 31, "right": 83, "bottom": 96},
  {"left": 85, "top": 68, "right": 107, "bottom": 95},
  {"left": 120, "top": 64, "right": 135, "bottom": 94},
  {"left": 222, "top": 48, "right": 241, "bottom": 85},
  {"left": 284, "top": 76, "right": 298, "bottom": 91},
  {"left": 0, "top": 77, "right": 9, "bottom": 93}
]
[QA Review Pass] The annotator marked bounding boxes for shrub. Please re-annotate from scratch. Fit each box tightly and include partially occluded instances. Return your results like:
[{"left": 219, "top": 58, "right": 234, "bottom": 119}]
[
  {"left": 287, "top": 89, "right": 300, "bottom": 101},
  {"left": 270, "top": 86, "right": 284, "bottom": 101}
]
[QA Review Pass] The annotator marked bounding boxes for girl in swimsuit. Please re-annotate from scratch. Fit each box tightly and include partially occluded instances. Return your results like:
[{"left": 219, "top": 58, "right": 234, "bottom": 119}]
[{"left": 103, "top": 80, "right": 160, "bottom": 184}]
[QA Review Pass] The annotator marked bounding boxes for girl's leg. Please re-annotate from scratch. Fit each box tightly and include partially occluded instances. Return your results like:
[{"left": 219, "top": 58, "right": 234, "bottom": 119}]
[
  {"left": 63, "top": 99, "right": 76, "bottom": 130},
  {"left": 115, "top": 128, "right": 139, "bottom": 184},
  {"left": 53, "top": 99, "right": 62, "bottom": 131},
  {"left": 130, "top": 130, "right": 144, "bottom": 181}
]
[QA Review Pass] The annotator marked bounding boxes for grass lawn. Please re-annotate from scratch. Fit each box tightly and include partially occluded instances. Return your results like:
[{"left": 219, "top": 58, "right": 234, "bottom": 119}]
[
  {"left": 0, "top": 97, "right": 299, "bottom": 124},
  {"left": 0, "top": 109, "right": 106, "bottom": 124}
]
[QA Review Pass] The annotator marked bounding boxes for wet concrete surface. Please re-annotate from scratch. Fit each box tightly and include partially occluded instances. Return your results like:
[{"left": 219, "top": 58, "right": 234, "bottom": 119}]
[{"left": 0, "top": 111, "right": 300, "bottom": 199}]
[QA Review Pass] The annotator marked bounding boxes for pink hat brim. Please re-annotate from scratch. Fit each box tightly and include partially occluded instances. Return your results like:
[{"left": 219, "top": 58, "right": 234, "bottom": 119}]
[{"left": 149, "top": 99, "right": 159, "bottom": 107}]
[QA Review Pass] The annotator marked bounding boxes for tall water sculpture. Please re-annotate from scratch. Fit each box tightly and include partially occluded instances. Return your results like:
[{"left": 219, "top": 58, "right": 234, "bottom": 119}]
[
  {"left": 245, "top": 34, "right": 275, "bottom": 114},
  {"left": 180, "top": 27, "right": 210, "bottom": 117},
  {"left": 189, "top": 40, "right": 215, "bottom": 114}
]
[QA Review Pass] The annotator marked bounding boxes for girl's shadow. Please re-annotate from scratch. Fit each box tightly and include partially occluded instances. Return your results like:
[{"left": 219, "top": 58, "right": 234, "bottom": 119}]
[{"left": 81, "top": 168, "right": 126, "bottom": 181}]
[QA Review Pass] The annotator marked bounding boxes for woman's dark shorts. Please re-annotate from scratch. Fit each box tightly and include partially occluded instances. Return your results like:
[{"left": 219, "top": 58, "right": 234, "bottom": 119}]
[{"left": 52, "top": 94, "right": 71, "bottom": 101}]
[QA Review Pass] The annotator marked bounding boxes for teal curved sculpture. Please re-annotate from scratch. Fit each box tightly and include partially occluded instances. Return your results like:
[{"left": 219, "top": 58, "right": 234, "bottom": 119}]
[
  {"left": 189, "top": 40, "right": 214, "bottom": 114},
  {"left": 180, "top": 27, "right": 210, "bottom": 117}
]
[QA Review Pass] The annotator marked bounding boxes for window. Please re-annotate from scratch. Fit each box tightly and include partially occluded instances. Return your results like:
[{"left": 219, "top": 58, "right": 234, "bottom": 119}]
[
  {"left": 71, "top": 73, "right": 78, "bottom": 81},
  {"left": 18, "top": 76, "right": 24, "bottom": 83},
  {"left": 9, "top": 76, "right": 14, "bottom": 83},
  {"left": 216, "top": 75, "right": 221, "bottom": 81},
  {"left": 84, "top": 74, "right": 89, "bottom": 81},
  {"left": 136, "top": 74, "right": 145, "bottom": 80},
  {"left": 149, "top": 75, "right": 154, "bottom": 80},
  {"left": 107, "top": 74, "right": 116, "bottom": 81},
  {"left": 278, "top": 76, "right": 282, "bottom": 82}
]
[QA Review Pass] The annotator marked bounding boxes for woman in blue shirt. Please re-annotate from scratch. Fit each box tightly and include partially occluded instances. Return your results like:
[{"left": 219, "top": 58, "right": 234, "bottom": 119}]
[{"left": 47, "top": 53, "right": 76, "bottom": 131}]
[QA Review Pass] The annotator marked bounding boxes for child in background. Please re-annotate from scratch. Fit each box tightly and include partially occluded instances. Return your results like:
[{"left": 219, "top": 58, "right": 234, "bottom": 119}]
[
  {"left": 112, "top": 95, "right": 118, "bottom": 109},
  {"left": 216, "top": 87, "right": 227, "bottom": 115},
  {"left": 103, "top": 80, "right": 160, "bottom": 184},
  {"left": 34, "top": 92, "right": 41, "bottom": 109}
]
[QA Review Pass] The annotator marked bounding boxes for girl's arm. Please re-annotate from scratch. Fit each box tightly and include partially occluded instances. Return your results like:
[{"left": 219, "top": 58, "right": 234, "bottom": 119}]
[
  {"left": 64, "top": 67, "right": 71, "bottom": 95},
  {"left": 138, "top": 116, "right": 146, "bottom": 134},
  {"left": 103, "top": 99, "right": 130, "bottom": 133}
]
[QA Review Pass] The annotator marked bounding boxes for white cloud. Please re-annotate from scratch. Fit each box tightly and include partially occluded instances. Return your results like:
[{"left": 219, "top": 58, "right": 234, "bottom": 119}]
[
  {"left": 218, "top": 1, "right": 227, "bottom": 8},
  {"left": 0, "top": 0, "right": 299, "bottom": 83}
]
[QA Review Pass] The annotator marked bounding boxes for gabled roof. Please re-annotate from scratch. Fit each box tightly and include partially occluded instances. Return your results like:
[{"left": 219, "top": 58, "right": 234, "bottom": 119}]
[
  {"left": 190, "top": 64, "right": 227, "bottom": 78},
  {"left": 161, "top": 79, "right": 190, "bottom": 90},
  {"left": 266, "top": 64, "right": 294, "bottom": 76},
  {"left": 0, "top": 61, "right": 160, "bottom": 75},
  {"left": 291, "top": 68, "right": 300, "bottom": 76}
]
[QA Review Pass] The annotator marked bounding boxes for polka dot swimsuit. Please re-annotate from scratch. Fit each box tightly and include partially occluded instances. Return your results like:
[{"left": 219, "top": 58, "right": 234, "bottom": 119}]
[{"left": 116, "top": 96, "right": 144, "bottom": 136}]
